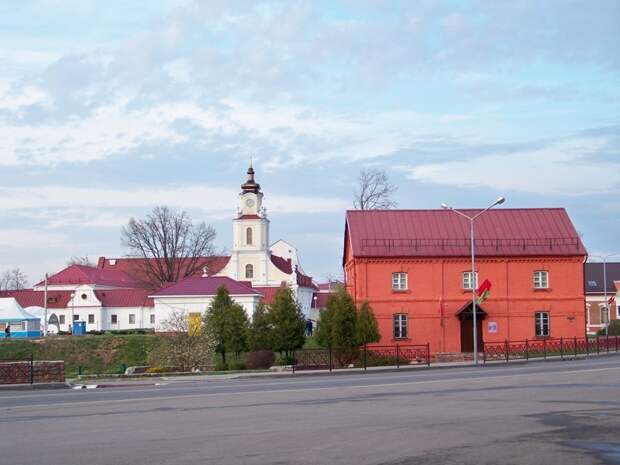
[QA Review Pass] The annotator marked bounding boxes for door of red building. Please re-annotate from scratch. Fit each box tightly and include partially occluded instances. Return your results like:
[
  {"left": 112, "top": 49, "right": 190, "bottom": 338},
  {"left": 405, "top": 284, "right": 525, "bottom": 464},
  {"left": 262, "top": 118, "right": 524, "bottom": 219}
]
[{"left": 456, "top": 303, "right": 486, "bottom": 353}]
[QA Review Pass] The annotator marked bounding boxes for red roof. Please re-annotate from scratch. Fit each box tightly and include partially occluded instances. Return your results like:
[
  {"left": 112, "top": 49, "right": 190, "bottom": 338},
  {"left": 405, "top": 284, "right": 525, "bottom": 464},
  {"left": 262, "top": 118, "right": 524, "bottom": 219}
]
[
  {"left": 0, "top": 289, "right": 153, "bottom": 308},
  {"left": 253, "top": 286, "right": 281, "bottom": 305},
  {"left": 36, "top": 265, "right": 142, "bottom": 288},
  {"left": 95, "top": 289, "right": 154, "bottom": 308},
  {"left": 238, "top": 214, "right": 262, "bottom": 219},
  {"left": 270, "top": 254, "right": 293, "bottom": 274},
  {"left": 97, "top": 256, "right": 231, "bottom": 285},
  {"left": 0, "top": 289, "right": 72, "bottom": 308},
  {"left": 345, "top": 208, "right": 587, "bottom": 261},
  {"left": 152, "top": 276, "right": 260, "bottom": 297}
]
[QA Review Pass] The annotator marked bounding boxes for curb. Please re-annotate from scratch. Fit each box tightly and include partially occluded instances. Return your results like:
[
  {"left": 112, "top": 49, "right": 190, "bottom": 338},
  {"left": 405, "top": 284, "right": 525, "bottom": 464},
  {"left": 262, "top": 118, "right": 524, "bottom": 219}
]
[{"left": 0, "top": 382, "right": 70, "bottom": 391}]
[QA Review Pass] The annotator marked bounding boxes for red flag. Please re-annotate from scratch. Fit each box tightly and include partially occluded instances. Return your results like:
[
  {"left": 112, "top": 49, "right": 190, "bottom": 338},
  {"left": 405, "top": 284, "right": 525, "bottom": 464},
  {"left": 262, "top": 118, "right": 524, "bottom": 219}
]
[
  {"left": 608, "top": 295, "right": 616, "bottom": 306},
  {"left": 476, "top": 279, "right": 492, "bottom": 297}
]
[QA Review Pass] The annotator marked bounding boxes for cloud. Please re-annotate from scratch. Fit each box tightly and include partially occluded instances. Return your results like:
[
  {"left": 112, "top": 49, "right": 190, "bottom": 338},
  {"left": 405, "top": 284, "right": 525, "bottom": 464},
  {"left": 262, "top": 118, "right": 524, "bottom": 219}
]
[
  {"left": 407, "top": 133, "right": 620, "bottom": 196},
  {"left": 0, "top": 184, "right": 348, "bottom": 223}
]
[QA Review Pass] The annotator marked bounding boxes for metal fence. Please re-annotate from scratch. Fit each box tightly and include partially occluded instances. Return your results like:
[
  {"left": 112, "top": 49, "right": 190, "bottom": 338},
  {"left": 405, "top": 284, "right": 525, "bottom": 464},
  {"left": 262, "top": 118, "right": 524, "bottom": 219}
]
[
  {"left": 483, "top": 335, "right": 619, "bottom": 363},
  {"left": 292, "top": 344, "right": 430, "bottom": 373}
]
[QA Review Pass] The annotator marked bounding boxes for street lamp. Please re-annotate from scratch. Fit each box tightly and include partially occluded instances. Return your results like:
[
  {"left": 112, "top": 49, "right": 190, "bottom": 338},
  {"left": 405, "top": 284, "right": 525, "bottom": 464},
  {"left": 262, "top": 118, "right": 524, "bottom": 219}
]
[
  {"left": 442, "top": 197, "right": 506, "bottom": 365},
  {"left": 590, "top": 253, "right": 619, "bottom": 336}
]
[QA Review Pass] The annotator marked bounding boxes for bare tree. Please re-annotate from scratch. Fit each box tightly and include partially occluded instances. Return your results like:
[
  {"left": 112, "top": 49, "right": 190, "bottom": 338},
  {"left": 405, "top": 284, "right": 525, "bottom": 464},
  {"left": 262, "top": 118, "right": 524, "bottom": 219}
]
[
  {"left": 67, "top": 255, "right": 94, "bottom": 267},
  {"left": 353, "top": 168, "right": 397, "bottom": 210},
  {"left": 121, "top": 206, "right": 217, "bottom": 288},
  {"left": 147, "top": 309, "right": 216, "bottom": 371},
  {"left": 0, "top": 268, "right": 28, "bottom": 291}
]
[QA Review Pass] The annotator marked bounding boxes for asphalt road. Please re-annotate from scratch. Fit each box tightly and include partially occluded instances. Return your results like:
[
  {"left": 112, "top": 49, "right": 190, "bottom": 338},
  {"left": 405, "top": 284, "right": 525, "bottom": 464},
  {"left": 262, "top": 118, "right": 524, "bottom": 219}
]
[{"left": 1, "top": 356, "right": 619, "bottom": 465}]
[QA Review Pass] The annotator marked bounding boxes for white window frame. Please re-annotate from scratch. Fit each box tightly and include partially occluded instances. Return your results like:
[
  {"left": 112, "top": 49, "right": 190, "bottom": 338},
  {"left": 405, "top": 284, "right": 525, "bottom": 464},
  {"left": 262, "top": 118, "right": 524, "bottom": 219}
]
[
  {"left": 392, "top": 272, "right": 408, "bottom": 291},
  {"left": 59, "top": 315, "right": 66, "bottom": 325},
  {"left": 462, "top": 271, "right": 478, "bottom": 290},
  {"left": 393, "top": 314, "right": 408, "bottom": 339},
  {"left": 535, "top": 311, "right": 550, "bottom": 337},
  {"left": 150, "top": 314, "right": 155, "bottom": 324},
  {"left": 245, "top": 264, "right": 254, "bottom": 279},
  {"left": 111, "top": 314, "right": 118, "bottom": 324},
  {"left": 533, "top": 270, "right": 549, "bottom": 289},
  {"left": 246, "top": 227, "right": 253, "bottom": 245},
  {"left": 88, "top": 314, "right": 95, "bottom": 324},
  {"left": 129, "top": 314, "right": 136, "bottom": 325}
]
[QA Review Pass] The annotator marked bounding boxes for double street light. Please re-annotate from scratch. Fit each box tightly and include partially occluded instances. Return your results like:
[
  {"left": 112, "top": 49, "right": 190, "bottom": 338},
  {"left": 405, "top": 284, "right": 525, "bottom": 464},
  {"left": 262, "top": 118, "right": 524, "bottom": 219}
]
[{"left": 441, "top": 197, "right": 506, "bottom": 365}]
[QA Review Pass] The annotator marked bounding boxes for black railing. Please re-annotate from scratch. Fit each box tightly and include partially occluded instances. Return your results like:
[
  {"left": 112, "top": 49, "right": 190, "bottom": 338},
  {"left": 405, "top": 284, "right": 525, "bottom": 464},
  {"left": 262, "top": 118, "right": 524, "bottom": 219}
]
[
  {"left": 483, "top": 335, "right": 619, "bottom": 363},
  {"left": 292, "top": 344, "right": 430, "bottom": 373}
]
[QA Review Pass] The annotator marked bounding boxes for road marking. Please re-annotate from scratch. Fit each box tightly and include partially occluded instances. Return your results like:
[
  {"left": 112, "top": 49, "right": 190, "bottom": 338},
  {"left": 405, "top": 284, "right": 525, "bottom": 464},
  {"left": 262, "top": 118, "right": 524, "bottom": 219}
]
[{"left": 2, "top": 365, "right": 617, "bottom": 413}]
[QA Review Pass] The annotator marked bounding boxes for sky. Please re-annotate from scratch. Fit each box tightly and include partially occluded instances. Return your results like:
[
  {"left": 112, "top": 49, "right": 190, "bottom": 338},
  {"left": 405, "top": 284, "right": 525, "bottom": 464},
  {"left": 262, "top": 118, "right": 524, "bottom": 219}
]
[{"left": 0, "top": 0, "right": 619, "bottom": 285}]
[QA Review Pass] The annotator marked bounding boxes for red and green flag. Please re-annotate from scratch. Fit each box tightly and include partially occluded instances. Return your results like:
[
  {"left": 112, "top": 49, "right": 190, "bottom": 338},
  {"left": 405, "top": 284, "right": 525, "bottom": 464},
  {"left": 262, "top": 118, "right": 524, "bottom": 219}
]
[{"left": 476, "top": 279, "right": 492, "bottom": 305}]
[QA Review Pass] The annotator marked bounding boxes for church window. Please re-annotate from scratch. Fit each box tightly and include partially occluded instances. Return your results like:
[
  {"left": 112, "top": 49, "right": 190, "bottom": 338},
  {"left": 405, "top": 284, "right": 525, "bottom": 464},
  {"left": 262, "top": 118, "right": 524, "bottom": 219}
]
[
  {"left": 245, "top": 264, "right": 254, "bottom": 279},
  {"left": 246, "top": 227, "right": 253, "bottom": 245}
]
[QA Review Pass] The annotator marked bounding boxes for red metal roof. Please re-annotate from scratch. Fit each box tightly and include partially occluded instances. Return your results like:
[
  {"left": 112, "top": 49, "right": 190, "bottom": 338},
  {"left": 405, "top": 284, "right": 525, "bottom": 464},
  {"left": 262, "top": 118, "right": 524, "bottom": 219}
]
[
  {"left": 152, "top": 276, "right": 260, "bottom": 297},
  {"left": 252, "top": 286, "right": 280, "bottom": 305},
  {"left": 345, "top": 208, "right": 587, "bottom": 260},
  {"left": 0, "top": 290, "right": 72, "bottom": 308},
  {"left": 96, "top": 256, "right": 231, "bottom": 285},
  {"left": 0, "top": 289, "right": 154, "bottom": 308},
  {"left": 94, "top": 289, "right": 154, "bottom": 308},
  {"left": 238, "top": 214, "right": 262, "bottom": 219},
  {"left": 36, "top": 265, "right": 142, "bottom": 288},
  {"left": 270, "top": 254, "right": 293, "bottom": 274}
]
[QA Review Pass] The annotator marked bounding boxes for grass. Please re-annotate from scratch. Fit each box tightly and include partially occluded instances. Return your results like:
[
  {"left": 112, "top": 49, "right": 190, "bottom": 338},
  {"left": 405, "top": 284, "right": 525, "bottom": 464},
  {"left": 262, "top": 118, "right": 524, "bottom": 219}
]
[{"left": 0, "top": 334, "right": 162, "bottom": 376}]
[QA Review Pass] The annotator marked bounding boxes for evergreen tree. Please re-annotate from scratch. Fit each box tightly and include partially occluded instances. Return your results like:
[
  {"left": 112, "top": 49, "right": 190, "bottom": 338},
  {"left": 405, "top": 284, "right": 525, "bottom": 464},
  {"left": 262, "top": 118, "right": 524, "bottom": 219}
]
[
  {"left": 316, "top": 285, "right": 358, "bottom": 350},
  {"left": 249, "top": 300, "right": 273, "bottom": 351},
  {"left": 356, "top": 301, "right": 380, "bottom": 345},
  {"left": 203, "top": 286, "right": 248, "bottom": 363},
  {"left": 224, "top": 302, "right": 249, "bottom": 358},
  {"left": 331, "top": 286, "right": 358, "bottom": 351},
  {"left": 268, "top": 286, "right": 305, "bottom": 357}
]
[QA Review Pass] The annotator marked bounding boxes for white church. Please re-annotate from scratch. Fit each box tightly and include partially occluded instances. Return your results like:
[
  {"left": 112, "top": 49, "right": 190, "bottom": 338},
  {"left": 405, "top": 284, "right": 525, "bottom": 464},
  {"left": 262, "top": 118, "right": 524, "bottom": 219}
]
[{"left": 1, "top": 165, "right": 318, "bottom": 332}]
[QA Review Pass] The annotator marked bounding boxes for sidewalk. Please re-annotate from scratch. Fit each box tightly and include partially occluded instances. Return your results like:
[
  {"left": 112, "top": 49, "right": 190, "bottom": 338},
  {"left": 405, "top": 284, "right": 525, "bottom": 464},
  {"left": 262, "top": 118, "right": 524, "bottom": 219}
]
[{"left": 68, "top": 351, "right": 619, "bottom": 388}]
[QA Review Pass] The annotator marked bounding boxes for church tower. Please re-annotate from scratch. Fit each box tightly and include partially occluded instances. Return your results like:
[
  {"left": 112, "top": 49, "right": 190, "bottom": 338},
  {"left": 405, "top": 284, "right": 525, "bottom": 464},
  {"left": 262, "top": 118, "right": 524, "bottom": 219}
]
[{"left": 230, "top": 162, "right": 270, "bottom": 285}]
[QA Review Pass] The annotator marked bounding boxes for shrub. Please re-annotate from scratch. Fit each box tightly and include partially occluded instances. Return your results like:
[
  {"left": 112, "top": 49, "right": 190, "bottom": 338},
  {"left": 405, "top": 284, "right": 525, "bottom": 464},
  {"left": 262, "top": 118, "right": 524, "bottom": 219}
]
[
  {"left": 215, "top": 361, "right": 229, "bottom": 371},
  {"left": 245, "top": 350, "right": 275, "bottom": 370},
  {"left": 598, "top": 320, "right": 620, "bottom": 336},
  {"left": 274, "top": 354, "right": 295, "bottom": 366},
  {"left": 146, "top": 367, "right": 168, "bottom": 374},
  {"left": 228, "top": 361, "right": 246, "bottom": 371}
]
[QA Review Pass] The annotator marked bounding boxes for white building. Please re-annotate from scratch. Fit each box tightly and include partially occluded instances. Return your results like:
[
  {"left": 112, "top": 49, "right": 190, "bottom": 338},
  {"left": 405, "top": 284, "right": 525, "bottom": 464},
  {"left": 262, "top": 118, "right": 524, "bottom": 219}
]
[{"left": 1, "top": 164, "right": 318, "bottom": 332}]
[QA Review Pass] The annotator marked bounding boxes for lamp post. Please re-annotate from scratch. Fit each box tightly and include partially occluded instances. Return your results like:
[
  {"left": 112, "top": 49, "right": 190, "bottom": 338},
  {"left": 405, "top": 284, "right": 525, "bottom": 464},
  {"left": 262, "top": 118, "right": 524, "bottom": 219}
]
[
  {"left": 590, "top": 253, "right": 619, "bottom": 336},
  {"left": 441, "top": 197, "right": 506, "bottom": 365}
]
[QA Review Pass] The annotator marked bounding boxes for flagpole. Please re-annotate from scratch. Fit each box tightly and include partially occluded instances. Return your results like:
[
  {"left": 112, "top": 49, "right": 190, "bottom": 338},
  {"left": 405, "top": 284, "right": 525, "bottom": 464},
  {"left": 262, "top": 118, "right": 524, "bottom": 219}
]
[{"left": 442, "top": 197, "right": 506, "bottom": 365}]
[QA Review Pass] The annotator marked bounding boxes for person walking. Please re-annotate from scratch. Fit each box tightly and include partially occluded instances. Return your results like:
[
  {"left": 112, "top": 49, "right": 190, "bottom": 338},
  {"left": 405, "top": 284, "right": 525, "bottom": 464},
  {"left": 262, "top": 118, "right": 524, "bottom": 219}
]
[{"left": 4, "top": 324, "right": 10, "bottom": 338}]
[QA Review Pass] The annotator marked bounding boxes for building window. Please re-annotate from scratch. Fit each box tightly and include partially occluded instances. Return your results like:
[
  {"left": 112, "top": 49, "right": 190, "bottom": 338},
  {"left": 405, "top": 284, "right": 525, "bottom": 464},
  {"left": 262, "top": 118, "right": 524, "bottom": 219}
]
[
  {"left": 129, "top": 314, "right": 136, "bottom": 325},
  {"left": 601, "top": 305, "right": 609, "bottom": 325},
  {"left": 150, "top": 314, "right": 155, "bottom": 324},
  {"left": 462, "top": 271, "right": 478, "bottom": 290},
  {"left": 88, "top": 314, "right": 95, "bottom": 324},
  {"left": 533, "top": 271, "right": 549, "bottom": 289},
  {"left": 393, "top": 314, "right": 408, "bottom": 339},
  {"left": 245, "top": 264, "right": 254, "bottom": 279},
  {"left": 392, "top": 272, "right": 408, "bottom": 291},
  {"left": 111, "top": 314, "right": 118, "bottom": 324},
  {"left": 59, "top": 315, "right": 65, "bottom": 325},
  {"left": 73, "top": 314, "right": 79, "bottom": 322},
  {"left": 534, "top": 311, "right": 550, "bottom": 337},
  {"left": 246, "top": 227, "right": 253, "bottom": 245}
]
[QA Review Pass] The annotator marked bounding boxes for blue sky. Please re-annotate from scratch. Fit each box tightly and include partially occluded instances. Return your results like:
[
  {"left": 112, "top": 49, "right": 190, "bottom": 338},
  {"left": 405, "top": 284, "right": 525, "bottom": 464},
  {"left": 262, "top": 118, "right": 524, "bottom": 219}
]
[{"left": 0, "top": 0, "right": 618, "bottom": 284}]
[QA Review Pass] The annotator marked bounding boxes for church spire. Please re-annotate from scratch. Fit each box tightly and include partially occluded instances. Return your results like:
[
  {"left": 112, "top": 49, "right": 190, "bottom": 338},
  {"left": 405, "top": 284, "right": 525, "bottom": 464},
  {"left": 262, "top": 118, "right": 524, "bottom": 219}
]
[{"left": 241, "top": 158, "right": 261, "bottom": 194}]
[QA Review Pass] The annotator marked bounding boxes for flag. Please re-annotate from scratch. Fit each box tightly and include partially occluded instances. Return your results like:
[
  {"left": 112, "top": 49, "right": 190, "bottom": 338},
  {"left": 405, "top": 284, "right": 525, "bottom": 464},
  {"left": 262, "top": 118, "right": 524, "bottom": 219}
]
[
  {"left": 476, "top": 279, "right": 492, "bottom": 305},
  {"left": 608, "top": 295, "right": 616, "bottom": 306}
]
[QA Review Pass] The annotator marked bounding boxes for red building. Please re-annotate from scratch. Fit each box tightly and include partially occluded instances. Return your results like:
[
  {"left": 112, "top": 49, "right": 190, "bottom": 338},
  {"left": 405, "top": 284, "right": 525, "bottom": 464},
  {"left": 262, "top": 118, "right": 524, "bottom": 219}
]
[{"left": 343, "top": 208, "right": 587, "bottom": 354}]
